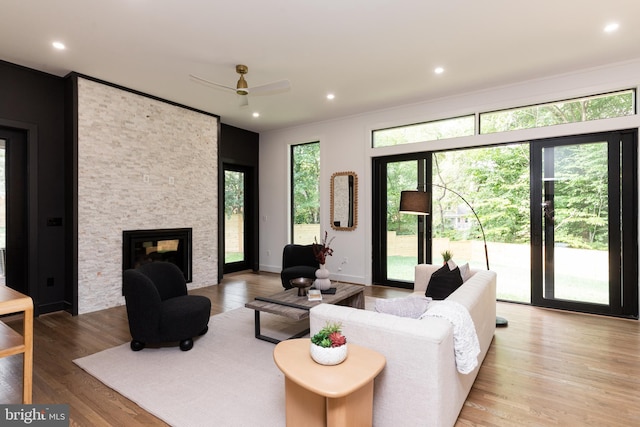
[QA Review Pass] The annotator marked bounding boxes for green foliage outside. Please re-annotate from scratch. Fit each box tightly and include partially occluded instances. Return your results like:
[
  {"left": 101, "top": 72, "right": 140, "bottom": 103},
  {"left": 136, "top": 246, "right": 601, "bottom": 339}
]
[
  {"left": 373, "top": 90, "right": 633, "bottom": 147},
  {"left": 480, "top": 90, "right": 634, "bottom": 134},
  {"left": 428, "top": 142, "right": 609, "bottom": 251},
  {"left": 373, "top": 115, "right": 475, "bottom": 147},
  {"left": 224, "top": 252, "right": 244, "bottom": 264},
  {"left": 387, "top": 160, "right": 418, "bottom": 235},
  {"left": 385, "top": 91, "right": 627, "bottom": 251},
  {"left": 292, "top": 142, "right": 320, "bottom": 225},
  {"left": 547, "top": 144, "right": 608, "bottom": 249},
  {"left": 430, "top": 145, "right": 531, "bottom": 245},
  {"left": 224, "top": 170, "right": 244, "bottom": 219}
]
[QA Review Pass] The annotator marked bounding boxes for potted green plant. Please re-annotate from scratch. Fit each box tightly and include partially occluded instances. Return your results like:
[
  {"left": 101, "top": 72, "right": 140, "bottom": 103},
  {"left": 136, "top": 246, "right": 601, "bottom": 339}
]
[
  {"left": 310, "top": 322, "right": 348, "bottom": 365},
  {"left": 441, "top": 250, "right": 453, "bottom": 264}
]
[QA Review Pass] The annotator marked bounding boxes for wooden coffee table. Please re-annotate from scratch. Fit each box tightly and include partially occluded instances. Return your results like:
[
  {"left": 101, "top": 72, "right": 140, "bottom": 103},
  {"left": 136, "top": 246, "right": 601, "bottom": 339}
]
[
  {"left": 245, "top": 283, "right": 364, "bottom": 344},
  {"left": 273, "top": 338, "right": 386, "bottom": 427}
]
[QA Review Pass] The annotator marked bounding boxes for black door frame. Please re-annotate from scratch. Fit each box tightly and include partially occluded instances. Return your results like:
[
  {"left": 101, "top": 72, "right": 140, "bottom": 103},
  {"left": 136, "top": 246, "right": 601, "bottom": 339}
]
[
  {"left": 222, "top": 163, "right": 256, "bottom": 274},
  {"left": 530, "top": 130, "right": 638, "bottom": 318},
  {"left": 0, "top": 120, "right": 38, "bottom": 306},
  {"left": 373, "top": 131, "right": 637, "bottom": 318},
  {"left": 372, "top": 152, "right": 431, "bottom": 288}
]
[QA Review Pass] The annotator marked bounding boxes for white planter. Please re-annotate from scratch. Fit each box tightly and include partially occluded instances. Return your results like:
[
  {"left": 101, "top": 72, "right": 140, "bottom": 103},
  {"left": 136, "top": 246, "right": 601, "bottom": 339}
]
[{"left": 310, "top": 343, "right": 348, "bottom": 365}]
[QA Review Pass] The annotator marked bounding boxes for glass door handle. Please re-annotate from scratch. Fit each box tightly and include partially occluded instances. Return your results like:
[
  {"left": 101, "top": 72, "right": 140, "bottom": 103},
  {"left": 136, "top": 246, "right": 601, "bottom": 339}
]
[{"left": 541, "top": 201, "right": 554, "bottom": 221}]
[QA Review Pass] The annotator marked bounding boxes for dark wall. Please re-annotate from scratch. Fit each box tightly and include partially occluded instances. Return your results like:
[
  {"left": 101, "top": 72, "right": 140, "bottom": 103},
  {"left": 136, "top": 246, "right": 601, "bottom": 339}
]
[
  {"left": 220, "top": 124, "right": 259, "bottom": 275},
  {"left": 0, "top": 60, "right": 66, "bottom": 314},
  {"left": 221, "top": 124, "right": 259, "bottom": 166}
]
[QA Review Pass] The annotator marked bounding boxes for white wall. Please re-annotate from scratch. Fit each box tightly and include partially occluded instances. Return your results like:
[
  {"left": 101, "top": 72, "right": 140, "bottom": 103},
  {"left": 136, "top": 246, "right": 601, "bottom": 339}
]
[
  {"left": 77, "top": 78, "right": 219, "bottom": 313},
  {"left": 259, "top": 59, "right": 640, "bottom": 290}
]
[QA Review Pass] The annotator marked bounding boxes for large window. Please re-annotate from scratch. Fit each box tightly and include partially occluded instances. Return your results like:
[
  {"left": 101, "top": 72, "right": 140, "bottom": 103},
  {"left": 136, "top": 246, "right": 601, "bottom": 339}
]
[
  {"left": 290, "top": 142, "right": 320, "bottom": 244},
  {"left": 372, "top": 115, "right": 475, "bottom": 148},
  {"left": 480, "top": 90, "right": 635, "bottom": 134},
  {"left": 372, "top": 89, "right": 635, "bottom": 148}
]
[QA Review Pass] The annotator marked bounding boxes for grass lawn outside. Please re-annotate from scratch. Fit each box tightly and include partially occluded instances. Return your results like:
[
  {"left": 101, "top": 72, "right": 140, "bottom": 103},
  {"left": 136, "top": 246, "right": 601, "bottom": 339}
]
[
  {"left": 386, "top": 242, "right": 608, "bottom": 304},
  {"left": 224, "top": 252, "right": 244, "bottom": 264}
]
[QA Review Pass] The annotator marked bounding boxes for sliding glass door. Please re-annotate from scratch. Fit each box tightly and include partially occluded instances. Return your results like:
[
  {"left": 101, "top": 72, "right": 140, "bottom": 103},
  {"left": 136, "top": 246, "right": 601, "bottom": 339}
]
[
  {"left": 373, "top": 146, "right": 531, "bottom": 301},
  {"left": 373, "top": 153, "right": 429, "bottom": 288},
  {"left": 373, "top": 130, "right": 637, "bottom": 317},
  {"left": 531, "top": 131, "right": 637, "bottom": 316}
]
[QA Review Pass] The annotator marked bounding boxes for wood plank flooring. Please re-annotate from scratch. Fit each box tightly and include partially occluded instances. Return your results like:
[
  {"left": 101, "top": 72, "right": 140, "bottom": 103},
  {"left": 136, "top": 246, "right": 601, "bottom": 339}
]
[{"left": 1, "top": 271, "right": 639, "bottom": 426}]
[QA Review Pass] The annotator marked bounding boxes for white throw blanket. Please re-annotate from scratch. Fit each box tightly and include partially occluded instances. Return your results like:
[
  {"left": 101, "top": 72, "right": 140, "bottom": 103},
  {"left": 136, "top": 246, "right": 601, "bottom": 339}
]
[{"left": 421, "top": 300, "right": 480, "bottom": 374}]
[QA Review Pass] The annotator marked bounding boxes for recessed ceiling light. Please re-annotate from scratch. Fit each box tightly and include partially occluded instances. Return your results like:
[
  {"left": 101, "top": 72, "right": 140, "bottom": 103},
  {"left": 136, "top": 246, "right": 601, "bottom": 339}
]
[
  {"left": 604, "top": 22, "right": 619, "bottom": 33},
  {"left": 327, "top": 93, "right": 335, "bottom": 100},
  {"left": 434, "top": 67, "right": 444, "bottom": 75},
  {"left": 252, "top": 112, "right": 260, "bottom": 118},
  {"left": 52, "top": 41, "right": 66, "bottom": 50}
]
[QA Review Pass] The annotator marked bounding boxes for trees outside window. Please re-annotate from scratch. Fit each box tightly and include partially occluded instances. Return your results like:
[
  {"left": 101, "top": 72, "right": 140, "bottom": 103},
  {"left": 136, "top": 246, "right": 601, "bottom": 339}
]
[
  {"left": 291, "top": 142, "right": 320, "bottom": 244},
  {"left": 480, "top": 90, "right": 634, "bottom": 134},
  {"left": 431, "top": 145, "right": 531, "bottom": 303}
]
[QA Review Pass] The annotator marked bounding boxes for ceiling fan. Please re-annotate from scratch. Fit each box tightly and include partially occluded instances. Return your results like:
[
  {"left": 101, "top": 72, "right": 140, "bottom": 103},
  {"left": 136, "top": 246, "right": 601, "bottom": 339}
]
[{"left": 189, "top": 64, "right": 291, "bottom": 106}]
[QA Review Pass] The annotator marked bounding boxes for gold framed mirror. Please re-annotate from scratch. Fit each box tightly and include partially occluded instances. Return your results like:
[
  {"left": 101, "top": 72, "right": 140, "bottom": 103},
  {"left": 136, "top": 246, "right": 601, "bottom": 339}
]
[{"left": 330, "top": 171, "right": 358, "bottom": 231}]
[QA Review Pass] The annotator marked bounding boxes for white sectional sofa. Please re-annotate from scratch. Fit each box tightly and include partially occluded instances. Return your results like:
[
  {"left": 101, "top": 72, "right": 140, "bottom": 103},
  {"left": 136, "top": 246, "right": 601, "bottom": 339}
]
[{"left": 309, "top": 264, "right": 497, "bottom": 427}]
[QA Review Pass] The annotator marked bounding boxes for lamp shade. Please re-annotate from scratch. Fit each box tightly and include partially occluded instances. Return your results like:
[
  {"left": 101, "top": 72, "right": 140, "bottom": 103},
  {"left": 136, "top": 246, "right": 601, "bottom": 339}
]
[{"left": 399, "top": 190, "right": 430, "bottom": 215}]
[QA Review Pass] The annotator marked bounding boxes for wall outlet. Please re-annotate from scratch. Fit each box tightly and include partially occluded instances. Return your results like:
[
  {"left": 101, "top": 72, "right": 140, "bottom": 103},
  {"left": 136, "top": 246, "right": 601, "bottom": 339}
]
[{"left": 266, "top": 250, "right": 271, "bottom": 257}]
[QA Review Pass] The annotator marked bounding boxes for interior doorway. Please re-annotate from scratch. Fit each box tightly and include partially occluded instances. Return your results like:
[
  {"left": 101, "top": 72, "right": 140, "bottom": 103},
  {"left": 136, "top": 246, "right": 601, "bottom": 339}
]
[{"left": 0, "top": 127, "right": 28, "bottom": 296}]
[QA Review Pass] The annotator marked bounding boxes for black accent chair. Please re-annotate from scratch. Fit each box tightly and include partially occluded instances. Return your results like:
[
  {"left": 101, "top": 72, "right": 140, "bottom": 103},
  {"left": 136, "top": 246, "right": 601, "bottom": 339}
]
[
  {"left": 123, "top": 262, "right": 211, "bottom": 351},
  {"left": 280, "top": 244, "right": 320, "bottom": 289}
]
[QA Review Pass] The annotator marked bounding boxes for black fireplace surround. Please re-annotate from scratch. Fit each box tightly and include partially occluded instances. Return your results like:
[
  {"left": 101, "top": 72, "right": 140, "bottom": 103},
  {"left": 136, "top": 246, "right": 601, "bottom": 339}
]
[{"left": 123, "top": 228, "right": 192, "bottom": 282}]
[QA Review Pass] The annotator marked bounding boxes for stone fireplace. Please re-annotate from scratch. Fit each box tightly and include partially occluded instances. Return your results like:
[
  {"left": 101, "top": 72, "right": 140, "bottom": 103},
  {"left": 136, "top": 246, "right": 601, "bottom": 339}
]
[
  {"left": 123, "top": 228, "right": 192, "bottom": 282},
  {"left": 76, "top": 77, "right": 218, "bottom": 314}
]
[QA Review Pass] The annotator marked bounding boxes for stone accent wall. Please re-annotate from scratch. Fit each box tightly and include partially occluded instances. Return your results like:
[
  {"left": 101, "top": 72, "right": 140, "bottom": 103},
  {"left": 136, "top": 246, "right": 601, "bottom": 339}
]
[{"left": 77, "top": 77, "right": 218, "bottom": 314}]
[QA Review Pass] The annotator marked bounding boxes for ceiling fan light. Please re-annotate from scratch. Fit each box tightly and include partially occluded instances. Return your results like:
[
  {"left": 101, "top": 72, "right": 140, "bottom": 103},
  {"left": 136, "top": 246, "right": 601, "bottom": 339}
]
[{"left": 236, "top": 75, "right": 248, "bottom": 93}]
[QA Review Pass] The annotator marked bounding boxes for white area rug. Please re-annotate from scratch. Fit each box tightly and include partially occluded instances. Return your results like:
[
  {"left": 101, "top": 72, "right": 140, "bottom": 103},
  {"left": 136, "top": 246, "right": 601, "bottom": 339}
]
[{"left": 74, "top": 298, "right": 375, "bottom": 426}]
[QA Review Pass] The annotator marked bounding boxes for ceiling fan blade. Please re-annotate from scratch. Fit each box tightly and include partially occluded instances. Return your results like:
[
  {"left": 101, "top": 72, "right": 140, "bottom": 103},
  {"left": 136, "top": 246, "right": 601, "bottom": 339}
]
[
  {"left": 248, "top": 79, "right": 291, "bottom": 96},
  {"left": 189, "top": 74, "right": 236, "bottom": 93}
]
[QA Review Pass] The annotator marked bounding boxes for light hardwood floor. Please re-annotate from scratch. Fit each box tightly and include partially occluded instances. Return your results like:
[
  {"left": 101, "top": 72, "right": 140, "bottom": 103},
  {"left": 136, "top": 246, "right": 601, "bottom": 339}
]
[{"left": 1, "top": 271, "right": 639, "bottom": 426}]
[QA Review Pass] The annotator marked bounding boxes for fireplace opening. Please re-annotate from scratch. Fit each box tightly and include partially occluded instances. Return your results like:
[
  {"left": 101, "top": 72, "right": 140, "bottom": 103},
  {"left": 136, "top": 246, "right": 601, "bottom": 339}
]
[{"left": 123, "top": 228, "right": 192, "bottom": 282}]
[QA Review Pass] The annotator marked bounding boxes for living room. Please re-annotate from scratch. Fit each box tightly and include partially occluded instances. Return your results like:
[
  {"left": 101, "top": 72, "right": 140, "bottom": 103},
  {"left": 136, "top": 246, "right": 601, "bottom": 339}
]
[{"left": 1, "top": 1, "right": 640, "bottom": 426}]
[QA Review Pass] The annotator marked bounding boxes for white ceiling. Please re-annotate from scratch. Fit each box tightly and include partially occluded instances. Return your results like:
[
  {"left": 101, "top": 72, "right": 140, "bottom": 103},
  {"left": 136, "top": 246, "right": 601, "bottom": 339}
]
[{"left": 2, "top": 1, "right": 640, "bottom": 133}]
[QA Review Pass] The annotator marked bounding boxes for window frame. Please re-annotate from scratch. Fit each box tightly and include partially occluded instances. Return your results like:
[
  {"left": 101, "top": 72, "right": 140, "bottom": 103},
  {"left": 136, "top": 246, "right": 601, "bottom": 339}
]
[{"left": 289, "top": 141, "right": 320, "bottom": 244}]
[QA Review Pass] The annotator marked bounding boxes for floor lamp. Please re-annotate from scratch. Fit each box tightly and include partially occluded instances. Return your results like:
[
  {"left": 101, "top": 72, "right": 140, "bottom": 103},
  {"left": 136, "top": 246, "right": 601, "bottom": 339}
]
[{"left": 399, "top": 186, "right": 508, "bottom": 327}]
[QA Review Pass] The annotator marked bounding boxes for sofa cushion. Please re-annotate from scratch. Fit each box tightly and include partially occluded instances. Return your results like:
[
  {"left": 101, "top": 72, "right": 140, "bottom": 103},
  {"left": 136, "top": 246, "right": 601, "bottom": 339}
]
[
  {"left": 374, "top": 296, "right": 431, "bottom": 318},
  {"left": 459, "top": 262, "right": 471, "bottom": 282},
  {"left": 426, "top": 263, "right": 463, "bottom": 300}
]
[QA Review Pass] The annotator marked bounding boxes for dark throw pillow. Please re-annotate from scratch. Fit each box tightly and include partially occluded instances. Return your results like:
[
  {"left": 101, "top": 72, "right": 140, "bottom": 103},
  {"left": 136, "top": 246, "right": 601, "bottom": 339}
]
[{"left": 425, "top": 264, "right": 463, "bottom": 300}]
